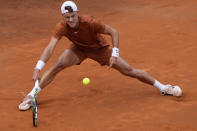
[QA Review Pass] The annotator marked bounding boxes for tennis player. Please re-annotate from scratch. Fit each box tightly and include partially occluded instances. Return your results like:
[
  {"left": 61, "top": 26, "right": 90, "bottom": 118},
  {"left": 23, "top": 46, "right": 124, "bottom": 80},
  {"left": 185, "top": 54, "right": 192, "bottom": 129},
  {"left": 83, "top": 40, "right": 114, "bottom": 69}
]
[{"left": 19, "top": 1, "right": 182, "bottom": 110}]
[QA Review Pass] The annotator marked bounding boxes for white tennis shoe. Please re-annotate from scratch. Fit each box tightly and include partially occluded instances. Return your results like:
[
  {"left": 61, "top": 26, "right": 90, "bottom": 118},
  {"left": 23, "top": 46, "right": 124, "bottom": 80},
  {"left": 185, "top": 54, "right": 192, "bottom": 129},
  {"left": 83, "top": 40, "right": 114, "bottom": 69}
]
[
  {"left": 18, "top": 95, "right": 33, "bottom": 111},
  {"left": 160, "top": 84, "right": 182, "bottom": 97}
]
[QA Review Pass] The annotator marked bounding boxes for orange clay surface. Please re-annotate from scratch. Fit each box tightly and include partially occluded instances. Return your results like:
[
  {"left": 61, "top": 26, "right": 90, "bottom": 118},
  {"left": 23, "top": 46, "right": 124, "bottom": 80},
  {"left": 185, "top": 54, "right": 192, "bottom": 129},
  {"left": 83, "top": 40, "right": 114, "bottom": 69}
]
[{"left": 0, "top": 0, "right": 197, "bottom": 131}]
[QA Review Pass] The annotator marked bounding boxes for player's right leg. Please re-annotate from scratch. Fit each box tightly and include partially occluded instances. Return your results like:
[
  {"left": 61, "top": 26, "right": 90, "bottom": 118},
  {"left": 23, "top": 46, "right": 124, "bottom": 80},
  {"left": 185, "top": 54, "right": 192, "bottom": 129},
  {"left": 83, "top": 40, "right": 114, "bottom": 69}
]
[{"left": 18, "top": 48, "right": 85, "bottom": 111}]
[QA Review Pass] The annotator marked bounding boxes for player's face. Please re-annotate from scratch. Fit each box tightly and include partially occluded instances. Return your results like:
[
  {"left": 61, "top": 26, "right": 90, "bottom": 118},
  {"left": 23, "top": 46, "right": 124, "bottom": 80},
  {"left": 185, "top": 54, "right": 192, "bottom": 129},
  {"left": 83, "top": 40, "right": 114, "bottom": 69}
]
[{"left": 62, "top": 11, "right": 79, "bottom": 28}]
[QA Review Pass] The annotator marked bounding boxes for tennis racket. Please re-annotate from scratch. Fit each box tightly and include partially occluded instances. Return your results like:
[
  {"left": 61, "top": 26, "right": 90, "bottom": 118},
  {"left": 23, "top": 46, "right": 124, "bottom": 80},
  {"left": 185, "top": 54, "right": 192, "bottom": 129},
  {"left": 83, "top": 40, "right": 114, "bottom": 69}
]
[{"left": 32, "top": 80, "right": 39, "bottom": 127}]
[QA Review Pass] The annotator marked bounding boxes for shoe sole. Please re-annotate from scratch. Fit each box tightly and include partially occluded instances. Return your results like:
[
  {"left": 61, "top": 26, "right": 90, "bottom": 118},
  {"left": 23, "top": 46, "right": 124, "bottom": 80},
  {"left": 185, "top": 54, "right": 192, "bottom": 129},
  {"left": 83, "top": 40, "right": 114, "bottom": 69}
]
[{"left": 18, "top": 103, "right": 32, "bottom": 111}]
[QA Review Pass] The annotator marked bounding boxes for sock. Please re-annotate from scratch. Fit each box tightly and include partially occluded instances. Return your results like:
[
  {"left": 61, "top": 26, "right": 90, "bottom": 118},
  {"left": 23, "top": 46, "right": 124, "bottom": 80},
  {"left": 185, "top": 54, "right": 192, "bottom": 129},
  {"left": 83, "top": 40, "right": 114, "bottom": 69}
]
[
  {"left": 28, "top": 84, "right": 42, "bottom": 97},
  {"left": 153, "top": 80, "right": 166, "bottom": 91}
]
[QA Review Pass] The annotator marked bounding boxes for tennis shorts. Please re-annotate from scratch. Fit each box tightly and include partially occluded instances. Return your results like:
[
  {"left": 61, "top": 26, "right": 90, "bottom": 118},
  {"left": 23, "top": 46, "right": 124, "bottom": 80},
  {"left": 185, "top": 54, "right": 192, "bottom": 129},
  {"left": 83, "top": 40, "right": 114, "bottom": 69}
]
[{"left": 70, "top": 45, "right": 112, "bottom": 66}]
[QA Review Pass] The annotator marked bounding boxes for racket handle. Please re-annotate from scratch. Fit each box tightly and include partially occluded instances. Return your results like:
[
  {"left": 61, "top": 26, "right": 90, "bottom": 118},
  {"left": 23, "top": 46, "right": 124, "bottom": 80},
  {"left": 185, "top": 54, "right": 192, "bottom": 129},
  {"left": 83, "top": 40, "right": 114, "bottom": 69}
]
[
  {"left": 35, "top": 80, "right": 39, "bottom": 87},
  {"left": 34, "top": 80, "right": 39, "bottom": 95}
]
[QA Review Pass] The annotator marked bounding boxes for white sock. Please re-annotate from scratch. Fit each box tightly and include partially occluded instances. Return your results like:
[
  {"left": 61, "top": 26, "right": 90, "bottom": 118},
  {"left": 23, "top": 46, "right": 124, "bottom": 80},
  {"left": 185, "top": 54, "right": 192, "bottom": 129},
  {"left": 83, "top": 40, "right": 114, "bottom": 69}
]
[
  {"left": 28, "top": 84, "right": 41, "bottom": 97},
  {"left": 153, "top": 80, "right": 166, "bottom": 91}
]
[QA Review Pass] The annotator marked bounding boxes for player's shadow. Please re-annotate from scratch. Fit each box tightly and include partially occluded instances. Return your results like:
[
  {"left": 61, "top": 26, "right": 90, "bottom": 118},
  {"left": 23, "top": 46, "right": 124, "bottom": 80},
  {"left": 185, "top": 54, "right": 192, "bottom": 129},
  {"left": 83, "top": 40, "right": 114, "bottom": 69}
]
[
  {"left": 37, "top": 98, "right": 59, "bottom": 108},
  {"left": 36, "top": 88, "right": 108, "bottom": 108},
  {"left": 36, "top": 87, "right": 186, "bottom": 109}
]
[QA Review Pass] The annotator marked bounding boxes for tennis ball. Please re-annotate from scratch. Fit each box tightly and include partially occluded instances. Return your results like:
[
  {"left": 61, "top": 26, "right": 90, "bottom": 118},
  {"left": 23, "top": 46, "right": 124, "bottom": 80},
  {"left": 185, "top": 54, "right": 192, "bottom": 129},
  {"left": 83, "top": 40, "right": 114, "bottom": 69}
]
[{"left": 82, "top": 77, "right": 90, "bottom": 85}]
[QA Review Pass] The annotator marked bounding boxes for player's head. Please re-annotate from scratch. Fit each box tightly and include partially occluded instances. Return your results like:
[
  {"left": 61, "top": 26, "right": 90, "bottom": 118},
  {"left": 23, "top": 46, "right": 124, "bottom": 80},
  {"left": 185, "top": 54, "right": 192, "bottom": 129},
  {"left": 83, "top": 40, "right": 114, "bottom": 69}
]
[{"left": 61, "top": 1, "right": 79, "bottom": 28}]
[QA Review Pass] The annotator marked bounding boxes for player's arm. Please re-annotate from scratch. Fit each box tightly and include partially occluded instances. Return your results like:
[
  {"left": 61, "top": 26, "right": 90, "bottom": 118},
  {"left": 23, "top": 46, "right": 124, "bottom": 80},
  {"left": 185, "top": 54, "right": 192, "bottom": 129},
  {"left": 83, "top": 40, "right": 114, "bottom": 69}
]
[
  {"left": 39, "top": 37, "right": 59, "bottom": 63},
  {"left": 32, "top": 37, "right": 59, "bottom": 81},
  {"left": 103, "top": 24, "right": 119, "bottom": 49},
  {"left": 103, "top": 24, "right": 119, "bottom": 68}
]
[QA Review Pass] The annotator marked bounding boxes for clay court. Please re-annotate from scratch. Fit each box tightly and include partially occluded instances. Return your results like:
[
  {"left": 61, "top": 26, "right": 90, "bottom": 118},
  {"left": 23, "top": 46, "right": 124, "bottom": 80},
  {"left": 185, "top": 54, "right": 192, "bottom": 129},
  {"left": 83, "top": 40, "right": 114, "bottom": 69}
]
[{"left": 1, "top": 0, "right": 197, "bottom": 130}]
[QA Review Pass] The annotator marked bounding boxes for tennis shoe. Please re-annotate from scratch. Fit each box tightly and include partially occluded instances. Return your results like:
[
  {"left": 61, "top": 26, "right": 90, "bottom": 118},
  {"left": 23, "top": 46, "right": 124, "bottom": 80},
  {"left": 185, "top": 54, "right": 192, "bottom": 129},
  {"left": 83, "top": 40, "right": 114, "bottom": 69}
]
[
  {"left": 160, "top": 84, "right": 182, "bottom": 97},
  {"left": 18, "top": 95, "right": 33, "bottom": 111}
]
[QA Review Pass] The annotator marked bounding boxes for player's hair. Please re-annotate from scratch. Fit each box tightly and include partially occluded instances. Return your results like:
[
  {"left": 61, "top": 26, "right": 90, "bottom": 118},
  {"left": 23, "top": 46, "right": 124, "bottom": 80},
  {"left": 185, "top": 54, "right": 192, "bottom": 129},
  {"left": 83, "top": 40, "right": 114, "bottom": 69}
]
[{"left": 64, "top": 6, "right": 73, "bottom": 12}]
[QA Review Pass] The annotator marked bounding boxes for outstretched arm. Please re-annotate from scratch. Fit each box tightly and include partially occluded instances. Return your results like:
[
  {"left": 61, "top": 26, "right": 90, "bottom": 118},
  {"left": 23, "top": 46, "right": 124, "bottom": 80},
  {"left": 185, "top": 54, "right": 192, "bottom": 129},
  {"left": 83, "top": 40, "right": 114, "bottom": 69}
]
[
  {"left": 32, "top": 37, "right": 59, "bottom": 81},
  {"left": 103, "top": 24, "right": 119, "bottom": 48},
  {"left": 39, "top": 37, "right": 59, "bottom": 62},
  {"left": 103, "top": 25, "right": 119, "bottom": 68}
]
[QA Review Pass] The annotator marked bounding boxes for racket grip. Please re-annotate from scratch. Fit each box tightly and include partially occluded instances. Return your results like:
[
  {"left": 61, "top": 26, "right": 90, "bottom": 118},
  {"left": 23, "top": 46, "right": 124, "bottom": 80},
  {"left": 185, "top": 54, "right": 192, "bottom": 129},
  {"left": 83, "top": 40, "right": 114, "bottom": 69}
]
[
  {"left": 35, "top": 80, "right": 39, "bottom": 87},
  {"left": 34, "top": 80, "right": 39, "bottom": 95}
]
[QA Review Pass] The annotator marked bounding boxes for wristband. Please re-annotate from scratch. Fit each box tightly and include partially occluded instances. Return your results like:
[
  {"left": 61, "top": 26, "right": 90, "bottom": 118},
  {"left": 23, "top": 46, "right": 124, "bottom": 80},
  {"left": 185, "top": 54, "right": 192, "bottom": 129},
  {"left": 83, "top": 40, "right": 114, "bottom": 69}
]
[
  {"left": 35, "top": 60, "right": 45, "bottom": 70},
  {"left": 112, "top": 47, "right": 119, "bottom": 57}
]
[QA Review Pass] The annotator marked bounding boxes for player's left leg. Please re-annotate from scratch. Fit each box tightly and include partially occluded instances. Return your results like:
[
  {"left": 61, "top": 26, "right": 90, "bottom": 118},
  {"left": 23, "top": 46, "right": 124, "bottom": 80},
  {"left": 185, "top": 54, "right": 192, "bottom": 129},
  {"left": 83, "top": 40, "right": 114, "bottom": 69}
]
[{"left": 111, "top": 57, "right": 182, "bottom": 97}]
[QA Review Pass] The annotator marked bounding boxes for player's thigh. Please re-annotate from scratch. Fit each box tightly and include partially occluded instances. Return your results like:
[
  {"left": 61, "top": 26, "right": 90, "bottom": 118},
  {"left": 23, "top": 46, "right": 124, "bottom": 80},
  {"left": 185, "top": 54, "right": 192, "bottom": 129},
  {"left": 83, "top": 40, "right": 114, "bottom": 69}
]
[{"left": 55, "top": 49, "right": 84, "bottom": 69}]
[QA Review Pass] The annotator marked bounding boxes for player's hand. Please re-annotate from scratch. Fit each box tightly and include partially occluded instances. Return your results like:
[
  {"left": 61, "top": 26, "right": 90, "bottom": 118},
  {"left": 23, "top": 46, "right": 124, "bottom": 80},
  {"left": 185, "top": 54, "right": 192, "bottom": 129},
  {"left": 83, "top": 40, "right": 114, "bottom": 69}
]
[
  {"left": 32, "top": 69, "right": 41, "bottom": 82},
  {"left": 109, "top": 56, "right": 118, "bottom": 69}
]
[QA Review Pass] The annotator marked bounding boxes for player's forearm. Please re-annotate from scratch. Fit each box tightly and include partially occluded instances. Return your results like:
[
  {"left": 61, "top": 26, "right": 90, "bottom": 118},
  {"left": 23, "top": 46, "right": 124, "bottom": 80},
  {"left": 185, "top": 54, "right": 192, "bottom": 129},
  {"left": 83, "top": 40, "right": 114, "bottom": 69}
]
[
  {"left": 104, "top": 25, "right": 119, "bottom": 48},
  {"left": 40, "top": 37, "right": 58, "bottom": 63},
  {"left": 110, "top": 29, "right": 120, "bottom": 58},
  {"left": 34, "top": 45, "right": 54, "bottom": 71},
  {"left": 111, "top": 29, "right": 119, "bottom": 48},
  {"left": 40, "top": 45, "right": 54, "bottom": 63},
  {"left": 34, "top": 37, "right": 58, "bottom": 71}
]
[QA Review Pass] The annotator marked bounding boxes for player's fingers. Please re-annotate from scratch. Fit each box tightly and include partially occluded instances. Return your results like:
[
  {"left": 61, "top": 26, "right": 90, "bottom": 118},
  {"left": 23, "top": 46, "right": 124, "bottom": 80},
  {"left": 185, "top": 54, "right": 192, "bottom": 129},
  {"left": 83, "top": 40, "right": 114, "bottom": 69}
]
[
  {"left": 32, "top": 75, "right": 40, "bottom": 82},
  {"left": 38, "top": 75, "right": 41, "bottom": 81},
  {"left": 32, "top": 73, "right": 37, "bottom": 81},
  {"left": 108, "top": 61, "right": 113, "bottom": 69},
  {"left": 32, "top": 76, "right": 36, "bottom": 81},
  {"left": 35, "top": 76, "right": 40, "bottom": 82}
]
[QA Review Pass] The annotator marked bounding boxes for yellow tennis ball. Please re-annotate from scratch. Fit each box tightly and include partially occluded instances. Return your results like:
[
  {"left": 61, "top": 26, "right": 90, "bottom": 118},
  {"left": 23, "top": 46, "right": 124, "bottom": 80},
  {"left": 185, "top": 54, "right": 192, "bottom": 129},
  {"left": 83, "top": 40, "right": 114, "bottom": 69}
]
[{"left": 83, "top": 77, "right": 90, "bottom": 85}]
